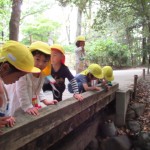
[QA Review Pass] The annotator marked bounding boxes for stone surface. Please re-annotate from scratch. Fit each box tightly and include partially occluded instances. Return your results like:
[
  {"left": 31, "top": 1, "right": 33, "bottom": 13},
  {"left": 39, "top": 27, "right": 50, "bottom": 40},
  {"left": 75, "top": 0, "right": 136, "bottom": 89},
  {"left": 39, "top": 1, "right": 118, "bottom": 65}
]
[
  {"left": 134, "top": 132, "right": 150, "bottom": 150},
  {"left": 130, "top": 103, "right": 146, "bottom": 117},
  {"left": 127, "top": 120, "right": 141, "bottom": 133},
  {"left": 115, "top": 89, "right": 130, "bottom": 126},
  {"left": 85, "top": 138, "right": 99, "bottom": 150},
  {"left": 100, "top": 135, "right": 132, "bottom": 150},
  {"left": 126, "top": 109, "right": 136, "bottom": 120}
]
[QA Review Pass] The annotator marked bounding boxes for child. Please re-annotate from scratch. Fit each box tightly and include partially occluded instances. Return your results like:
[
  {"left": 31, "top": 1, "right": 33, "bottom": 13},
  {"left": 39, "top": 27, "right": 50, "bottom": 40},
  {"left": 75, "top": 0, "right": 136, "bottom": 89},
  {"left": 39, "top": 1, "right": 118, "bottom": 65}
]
[
  {"left": 5, "top": 41, "right": 58, "bottom": 116},
  {"left": 101, "top": 66, "right": 114, "bottom": 91},
  {"left": 75, "top": 36, "right": 87, "bottom": 73},
  {"left": 68, "top": 64, "right": 104, "bottom": 93},
  {"left": 0, "top": 40, "right": 40, "bottom": 133},
  {"left": 43, "top": 44, "right": 83, "bottom": 102}
]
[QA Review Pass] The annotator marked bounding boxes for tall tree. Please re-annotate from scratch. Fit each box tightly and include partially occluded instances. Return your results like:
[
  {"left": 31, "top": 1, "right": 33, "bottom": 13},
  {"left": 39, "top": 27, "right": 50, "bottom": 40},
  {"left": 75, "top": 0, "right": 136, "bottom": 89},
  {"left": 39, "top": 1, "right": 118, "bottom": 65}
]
[
  {"left": 57, "top": 0, "right": 89, "bottom": 36},
  {"left": 9, "top": 0, "right": 23, "bottom": 41}
]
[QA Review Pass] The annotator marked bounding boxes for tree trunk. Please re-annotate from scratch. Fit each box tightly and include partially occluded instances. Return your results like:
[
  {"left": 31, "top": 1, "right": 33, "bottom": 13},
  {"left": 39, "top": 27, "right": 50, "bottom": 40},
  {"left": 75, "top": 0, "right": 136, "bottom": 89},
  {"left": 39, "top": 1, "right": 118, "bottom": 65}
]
[
  {"left": 9, "top": 0, "right": 23, "bottom": 41},
  {"left": 141, "top": 22, "right": 147, "bottom": 65},
  {"left": 126, "top": 28, "right": 133, "bottom": 66},
  {"left": 76, "top": 7, "right": 82, "bottom": 36}
]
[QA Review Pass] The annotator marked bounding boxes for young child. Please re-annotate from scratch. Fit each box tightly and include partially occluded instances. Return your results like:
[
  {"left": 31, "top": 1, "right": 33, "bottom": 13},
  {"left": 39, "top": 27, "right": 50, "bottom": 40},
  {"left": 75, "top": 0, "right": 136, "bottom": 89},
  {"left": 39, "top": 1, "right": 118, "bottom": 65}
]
[
  {"left": 75, "top": 36, "right": 87, "bottom": 73},
  {"left": 68, "top": 64, "right": 104, "bottom": 93},
  {"left": 43, "top": 44, "right": 83, "bottom": 102},
  {"left": 5, "top": 41, "right": 58, "bottom": 116},
  {"left": 101, "top": 66, "right": 114, "bottom": 91},
  {"left": 0, "top": 40, "right": 40, "bottom": 134}
]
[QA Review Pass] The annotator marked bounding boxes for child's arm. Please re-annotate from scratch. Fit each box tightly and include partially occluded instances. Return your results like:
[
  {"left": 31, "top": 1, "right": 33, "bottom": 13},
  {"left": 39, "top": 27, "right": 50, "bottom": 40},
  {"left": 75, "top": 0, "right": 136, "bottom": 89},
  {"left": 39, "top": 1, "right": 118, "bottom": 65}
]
[
  {"left": 16, "top": 75, "right": 37, "bottom": 115},
  {"left": 70, "top": 78, "right": 83, "bottom": 101},
  {"left": 83, "top": 83, "right": 101, "bottom": 91},
  {"left": 39, "top": 89, "right": 58, "bottom": 105}
]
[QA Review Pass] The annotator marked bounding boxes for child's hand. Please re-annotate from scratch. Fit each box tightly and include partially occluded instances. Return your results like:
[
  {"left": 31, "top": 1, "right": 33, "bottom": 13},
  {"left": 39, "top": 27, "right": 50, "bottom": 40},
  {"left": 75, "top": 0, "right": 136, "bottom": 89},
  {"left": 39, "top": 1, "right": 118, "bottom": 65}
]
[
  {"left": 73, "top": 93, "right": 84, "bottom": 101},
  {"left": 6, "top": 116, "right": 16, "bottom": 127},
  {"left": 93, "top": 86, "right": 102, "bottom": 91},
  {"left": 26, "top": 107, "right": 39, "bottom": 116},
  {"left": 42, "top": 99, "right": 58, "bottom": 105},
  {"left": 0, "top": 116, "right": 10, "bottom": 128}
]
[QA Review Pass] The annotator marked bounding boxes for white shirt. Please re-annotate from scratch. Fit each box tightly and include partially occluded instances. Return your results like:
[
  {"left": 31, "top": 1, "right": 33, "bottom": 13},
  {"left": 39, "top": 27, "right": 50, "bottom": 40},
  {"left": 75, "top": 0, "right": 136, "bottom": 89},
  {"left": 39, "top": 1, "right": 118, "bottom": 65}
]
[
  {"left": 75, "top": 47, "right": 85, "bottom": 63},
  {"left": 5, "top": 74, "right": 46, "bottom": 116}
]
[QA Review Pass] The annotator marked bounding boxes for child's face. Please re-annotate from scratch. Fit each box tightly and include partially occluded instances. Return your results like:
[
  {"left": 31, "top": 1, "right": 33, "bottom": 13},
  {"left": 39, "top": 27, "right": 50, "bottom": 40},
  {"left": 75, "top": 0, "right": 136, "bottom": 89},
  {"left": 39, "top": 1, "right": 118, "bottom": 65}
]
[
  {"left": 51, "top": 50, "right": 63, "bottom": 65},
  {"left": 0, "top": 63, "right": 26, "bottom": 84},
  {"left": 33, "top": 54, "right": 49, "bottom": 71},
  {"left": 80, "top": 41, "right": 85, "bottom": 47}
]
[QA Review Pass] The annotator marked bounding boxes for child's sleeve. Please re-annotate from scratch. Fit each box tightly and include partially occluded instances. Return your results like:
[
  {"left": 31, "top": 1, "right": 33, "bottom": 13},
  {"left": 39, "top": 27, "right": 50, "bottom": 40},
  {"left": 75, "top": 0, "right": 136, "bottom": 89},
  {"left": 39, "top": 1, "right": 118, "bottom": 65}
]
[
  {"left": 70, "top": 78, "right": 79, "bottom": 94},
  {"left": 65, "top": 67, "right": 79, "bottom": 94},
  {"left": 75, "top": 47, "right": 82, "bottom": 52},
  {"left": 38, "top": 89, "right": 46, "bottom": 102},
  {"left": 16, "top": 76, "right": 33, "bottom": 112}
]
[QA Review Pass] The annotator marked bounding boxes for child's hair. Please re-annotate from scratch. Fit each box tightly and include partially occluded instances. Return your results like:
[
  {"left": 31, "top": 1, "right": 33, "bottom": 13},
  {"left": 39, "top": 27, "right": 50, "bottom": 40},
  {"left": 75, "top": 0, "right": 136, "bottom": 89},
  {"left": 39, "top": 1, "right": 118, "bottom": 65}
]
[
  {"left": 76, "top": 41, "right": 81, "bottom": 47},
  {"left": 87, "top": 73, "right": 95, "bottom": 79},
  {"left": 0, "top": 62, "right": 22, "bottom": 74},
  {"left": 31, "top": 50, "right": 50, "bottom": 61}
]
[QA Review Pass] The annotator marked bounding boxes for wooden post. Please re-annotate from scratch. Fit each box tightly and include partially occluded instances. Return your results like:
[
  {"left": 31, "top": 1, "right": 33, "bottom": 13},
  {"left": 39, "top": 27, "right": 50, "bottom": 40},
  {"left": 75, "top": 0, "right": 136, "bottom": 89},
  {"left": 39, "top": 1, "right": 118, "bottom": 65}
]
[
  {"left": 143, "top": 69, "right": 145, "bottom": 79},
  {"left": 133, "top": 75, "right": 138, "bottom": 99}
]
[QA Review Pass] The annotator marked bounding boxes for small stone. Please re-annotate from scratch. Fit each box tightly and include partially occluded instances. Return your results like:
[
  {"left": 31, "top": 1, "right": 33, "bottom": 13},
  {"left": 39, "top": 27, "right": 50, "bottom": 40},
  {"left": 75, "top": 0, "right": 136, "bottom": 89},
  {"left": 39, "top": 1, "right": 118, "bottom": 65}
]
[
  {"left": 126, "top": 109, "right": 136, "bottom": 120},
  {"left": 100, "top": 135, "right": 132, "bottom": 150},
  {"left": 127, "top": 121, "right": 141, "bottom": 133},
  {"left": 130, "top": 103, "right": 146, "bottom": 117}
]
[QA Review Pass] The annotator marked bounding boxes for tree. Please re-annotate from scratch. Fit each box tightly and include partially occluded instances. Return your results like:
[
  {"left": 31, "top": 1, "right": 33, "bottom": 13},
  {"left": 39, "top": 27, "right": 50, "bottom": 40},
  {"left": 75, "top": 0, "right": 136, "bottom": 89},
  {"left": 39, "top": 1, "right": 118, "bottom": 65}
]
[
  {"left": 57, "top": 0, "right": 89, "bottom": 36},
  {"left": 93, "top": 0, "right": 150, "bottom": 65},
  {"left": 9, "top": 0, "right": 23, "bottom": 41},
  {"left": 21, "top": 17, "right": 61, "bottom": 45}
]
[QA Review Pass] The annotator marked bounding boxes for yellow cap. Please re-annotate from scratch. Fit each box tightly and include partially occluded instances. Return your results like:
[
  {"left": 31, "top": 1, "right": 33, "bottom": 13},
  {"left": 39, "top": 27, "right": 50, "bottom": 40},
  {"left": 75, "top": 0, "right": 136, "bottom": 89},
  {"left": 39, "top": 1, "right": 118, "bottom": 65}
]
[
  {"left": 51, "top": 44, "right": 65, "bottom": 64},
  {"left": 29, "top": 41, "right": 51, "bottom": 76},
  {"left": 0, "top": 40, "right": 40, "bottom": 73},
  {"left": 88, "top": 64, "right": 103, "bottom": 79},
  {"left": 76, "top": 36, "right": 85, "bottom": 42},
  {"left": 102, "top": 66, "right": 114, "bottom": 81},
  {"left": 50, "top": 44, "right": 65, "bottom": 55},
  {"left": 29, "top": 41, "right": 50, "bottom": 55}
]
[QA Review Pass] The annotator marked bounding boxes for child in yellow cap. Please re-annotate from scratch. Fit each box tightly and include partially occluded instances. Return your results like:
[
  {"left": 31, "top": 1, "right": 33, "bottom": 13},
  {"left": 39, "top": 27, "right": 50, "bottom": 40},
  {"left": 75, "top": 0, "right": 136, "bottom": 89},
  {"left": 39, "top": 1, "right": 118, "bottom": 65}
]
[
  {"left": 0, "top": 40, "right": 40, "bottom": 134},
  {"left": 5, "top": 41, "right": 58, "bottom": 116},
  {"left": 68, "top": 64, "right": 103, "bottom": 93},
  {"left": 101, "top": 66, "right": 114, "bottom": 91},
  {"left": 43, "top": 44, "right": 83, "bottom": 101},
  {"left": 75, "top": 36, "right": 87, "bottom": 74}
]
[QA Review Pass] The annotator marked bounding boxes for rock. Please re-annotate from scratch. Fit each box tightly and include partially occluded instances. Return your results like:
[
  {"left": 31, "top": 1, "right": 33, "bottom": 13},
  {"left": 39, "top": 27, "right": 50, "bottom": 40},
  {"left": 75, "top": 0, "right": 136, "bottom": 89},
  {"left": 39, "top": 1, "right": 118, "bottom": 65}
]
[
  {"left": 130, "top": 103, "right": 146, "bottom": 117},
  {"left": 133, "top": 132, "right": 150, "bottom": 150},
  {"left": 100, "top": 135, "right": 132, "bottom": 150},
  {"left": 126, "top": 109, "right": 136, "bottom": 120},
  {"left": 127, "top": 121, "right": 141, "bottom": 133},
  {"left": 100, "top": 121, "right": 117, "bottom": 138},
  {"left": 85, "top": 138, "right": 99, "bottom": 150}
]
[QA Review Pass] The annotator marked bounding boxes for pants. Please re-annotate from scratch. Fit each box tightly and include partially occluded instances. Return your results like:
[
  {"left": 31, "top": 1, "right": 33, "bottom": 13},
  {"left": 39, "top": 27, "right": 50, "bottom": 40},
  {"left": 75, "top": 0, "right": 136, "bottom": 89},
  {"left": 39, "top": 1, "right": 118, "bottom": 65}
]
[{"left": 43, "top": 83, "right": 65, "bottom": 102}]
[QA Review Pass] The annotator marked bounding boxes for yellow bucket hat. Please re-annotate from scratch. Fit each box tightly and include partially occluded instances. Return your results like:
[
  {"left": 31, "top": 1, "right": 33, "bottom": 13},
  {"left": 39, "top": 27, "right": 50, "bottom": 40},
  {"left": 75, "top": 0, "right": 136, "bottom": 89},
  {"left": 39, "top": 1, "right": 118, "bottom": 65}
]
[
  {"left": 87, "top": 64, "right": 103, "bottom": 79},
  {"left": 29, "top": 41, "right": 51, "bottom": 76},
  {"left": 50, "top": 44, "right": 65, "bottom": 64},
  {"left": 76, "top": 36, "right": 85, "bottom": 42},
  {"left": 0, "top": 40, "right": 40, "bottom": 73},
  {"left": 29, "top": 41, "right": 50, "bottom": 55},
  {"left": 102, "top": 66, "right": 114, "bottom": 81}
]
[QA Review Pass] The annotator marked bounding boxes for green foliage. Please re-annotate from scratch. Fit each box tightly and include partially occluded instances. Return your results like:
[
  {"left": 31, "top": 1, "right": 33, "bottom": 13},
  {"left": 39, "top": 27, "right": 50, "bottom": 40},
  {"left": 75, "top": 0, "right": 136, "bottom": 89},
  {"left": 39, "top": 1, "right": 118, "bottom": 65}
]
[
  {"left": 63, "top": 44, "right": 75, "bottom": 52},
  {"left": 21, "top": 17, "right": 61, "bottom": 45},
  {"left": 85, "top": 39, "right": 129, "bottom": 66},
  {"left": 0, "top": 0, "right": 11, "bottom": 41}
]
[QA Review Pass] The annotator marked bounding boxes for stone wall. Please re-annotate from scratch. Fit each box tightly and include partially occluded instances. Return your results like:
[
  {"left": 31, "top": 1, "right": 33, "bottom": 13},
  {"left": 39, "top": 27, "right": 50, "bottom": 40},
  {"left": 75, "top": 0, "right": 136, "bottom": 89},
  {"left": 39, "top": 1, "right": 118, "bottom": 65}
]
[{"left": 0, "top": 84, "right": 119, "bottom": 150}]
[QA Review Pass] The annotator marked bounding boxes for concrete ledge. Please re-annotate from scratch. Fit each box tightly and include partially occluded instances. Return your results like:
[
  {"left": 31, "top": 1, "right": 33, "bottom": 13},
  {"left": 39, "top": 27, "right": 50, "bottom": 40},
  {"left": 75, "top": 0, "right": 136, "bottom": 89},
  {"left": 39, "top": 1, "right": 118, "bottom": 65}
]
[
  {"left": 115, "top": 89, "right": 131, "bottom": 126},
  {"left": 0, "top": 83, "right": 118, "bottom": 150}
]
